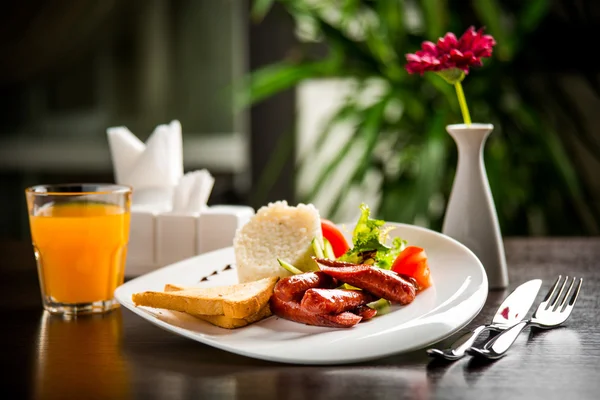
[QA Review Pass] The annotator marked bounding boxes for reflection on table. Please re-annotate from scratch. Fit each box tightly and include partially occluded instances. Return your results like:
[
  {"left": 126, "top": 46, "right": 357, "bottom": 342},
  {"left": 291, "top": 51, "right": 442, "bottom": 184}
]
[{"left": 33, "top": 309, "right": 132, "bottom": 399}]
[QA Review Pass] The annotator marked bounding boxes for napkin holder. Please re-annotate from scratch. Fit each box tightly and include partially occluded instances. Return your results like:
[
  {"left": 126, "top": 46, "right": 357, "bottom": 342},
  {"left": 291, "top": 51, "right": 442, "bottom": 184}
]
[{"left": 126, "top": 204, "right": 254, "bottom": 277}]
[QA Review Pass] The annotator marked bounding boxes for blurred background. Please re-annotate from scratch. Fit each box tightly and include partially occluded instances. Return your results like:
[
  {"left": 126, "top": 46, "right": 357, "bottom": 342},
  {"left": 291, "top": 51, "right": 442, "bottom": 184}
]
[{"left": 1, "top": 0, "right": 600, "bottom": 241}]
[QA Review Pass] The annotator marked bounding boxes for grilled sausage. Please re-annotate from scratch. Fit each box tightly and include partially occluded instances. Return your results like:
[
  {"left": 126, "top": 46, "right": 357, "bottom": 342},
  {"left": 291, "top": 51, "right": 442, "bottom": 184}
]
[
  {"left": 315, "top": 258, "right": 417, "bottom": 305},
  {"left": 352, "top": 305, "right": 377, "bottom": 321},
  {"left": 270, "top": 295, "right": 362, "bottom": 328},
  {"left": 273, "top": 271, "right": 336, "bottom": 302},
  {"left": 300, "top": 288, "right": 376, "bottom": 315}
]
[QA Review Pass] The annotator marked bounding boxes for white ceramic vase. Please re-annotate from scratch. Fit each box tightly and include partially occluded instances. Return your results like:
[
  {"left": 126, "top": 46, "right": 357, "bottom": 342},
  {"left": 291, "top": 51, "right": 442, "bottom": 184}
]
[{"left": 442, "top": 123, "right": 509, "bottom": 289}]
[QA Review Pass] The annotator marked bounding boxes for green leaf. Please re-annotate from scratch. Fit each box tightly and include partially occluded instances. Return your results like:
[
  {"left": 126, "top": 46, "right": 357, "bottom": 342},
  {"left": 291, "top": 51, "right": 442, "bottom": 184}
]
[
  {"left": 542, "top": 125, "right": 599, "bottom": 234},
  {"left": 324, "top": 97, "right": 390, "bottom": 220},
  {"left": 338, "top": 203, "right": 404, "bottom": 269},
  {"left": 340, "top": 0, "right": 360, "bottom": 27},
  {"left": 377, "top": 112, "right": 447, "bottom": 227},
  {"left": 251, "top": 0, "right": 276, "bottom": 23},
  {"left": 311, "top": 100, "right": 359, "bottom": 152},
  {"left": 349, "top": 203, "right": 390, "bottom": 252},
  {"left": 417, "top": 113, "right": 448, "bottom": 212},
  {"left": 376, "top": 0, "right": 406, "bottom": 48},
  {"left": 472, "top": 0, "right": 514, "bottom": 61},
  {"left": 314, "top": 17, "right": 385, "bottom": 77},
  {"left": 349, "top": 95, "right": 391, "bottom": 183},
  {"left": 303, "top": 124, "right": 363, "bottom": 203},
  {"left": 543, "top": 78, "right": 600, "bottom": 162},
  {"left": 421, "top": 0, "right": 448, "bottom": 39},
  {"left": 424, "top": 73, "right": 458, "bottom": 113},
  {"left": 304, "top": 95, "right": 388, "bottom": 203},
  {"left": 236, "top": 61, "right": 331, "bottom": 108},
  {"left": 517, "top": 0, "right": 550, "bottom": 33},
  {"left": 507, "top": 104, "right": 600, "bottom": 234}
]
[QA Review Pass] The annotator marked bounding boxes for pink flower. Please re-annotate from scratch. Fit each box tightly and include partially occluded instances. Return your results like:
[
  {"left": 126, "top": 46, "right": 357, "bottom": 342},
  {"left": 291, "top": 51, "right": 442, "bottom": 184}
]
[{"left": 405, "top": 27, "right": 496, "bottom": 76}]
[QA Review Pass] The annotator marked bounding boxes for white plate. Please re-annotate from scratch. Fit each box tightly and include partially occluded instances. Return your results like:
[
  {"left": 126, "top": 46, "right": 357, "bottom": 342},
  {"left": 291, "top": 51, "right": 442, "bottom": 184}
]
[{"left": 115, "top": 222, "right": 488, "bottom": 365}]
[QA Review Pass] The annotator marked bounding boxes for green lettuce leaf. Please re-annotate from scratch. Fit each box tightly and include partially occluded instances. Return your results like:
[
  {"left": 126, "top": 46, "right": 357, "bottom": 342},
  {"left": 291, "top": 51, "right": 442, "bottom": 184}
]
[
  {"left": 339, "top": 203, "right": 406, "bottom": 269},
  {"left": 350, "top": 203, "right": 390, "bottom": 252},
  {"left": 375, "top": 236, "right": 406, "bottom": 270}
]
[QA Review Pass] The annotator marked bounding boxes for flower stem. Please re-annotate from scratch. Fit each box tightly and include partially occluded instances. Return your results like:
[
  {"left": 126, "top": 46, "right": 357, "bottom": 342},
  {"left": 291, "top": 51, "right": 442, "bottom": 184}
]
[{"left": 454, "top": 82, "right": 471, "bottom": 126}]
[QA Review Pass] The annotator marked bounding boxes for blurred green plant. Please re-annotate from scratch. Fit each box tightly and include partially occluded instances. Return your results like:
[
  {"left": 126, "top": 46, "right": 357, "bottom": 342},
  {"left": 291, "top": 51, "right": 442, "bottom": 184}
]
[{"left": 243, "top": 0, "right": 600, "bottom": 236}]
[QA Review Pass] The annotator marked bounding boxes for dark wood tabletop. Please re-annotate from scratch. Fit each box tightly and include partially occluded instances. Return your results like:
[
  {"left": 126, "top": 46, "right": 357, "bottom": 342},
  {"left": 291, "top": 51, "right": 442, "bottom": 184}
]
[{"left": 2, "top": 238, "right": 599, "bottom": 400}]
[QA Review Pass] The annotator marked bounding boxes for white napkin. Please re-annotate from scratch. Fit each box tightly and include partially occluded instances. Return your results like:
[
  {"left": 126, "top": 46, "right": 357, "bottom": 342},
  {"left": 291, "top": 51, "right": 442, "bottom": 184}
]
[
  {"left": 107, "top": 120, "right": 184, "bottom": 210},
  {"left": 172, "top": 169, "right": 215, "bottom": 213},
  {"left": 105, "top": 126, "right": 145, "bottom": 184}
]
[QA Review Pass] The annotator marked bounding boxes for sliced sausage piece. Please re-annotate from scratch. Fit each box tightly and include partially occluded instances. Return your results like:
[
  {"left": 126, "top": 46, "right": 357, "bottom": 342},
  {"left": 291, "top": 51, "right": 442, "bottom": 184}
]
[
  {"left": 273, "top": 271, "right": 336, "bottom": 302},
  {"left": 352, "top": 305, "right": 377, "bottom": 321},
  {"left": 300, "top": 288, "right": 376, "bottom": 315},
  {"left": 270, "top": 295, "right": 362, "bottom": 328},
  {"left": 315, "top": 258, "right": 417, "bottom": 305}
]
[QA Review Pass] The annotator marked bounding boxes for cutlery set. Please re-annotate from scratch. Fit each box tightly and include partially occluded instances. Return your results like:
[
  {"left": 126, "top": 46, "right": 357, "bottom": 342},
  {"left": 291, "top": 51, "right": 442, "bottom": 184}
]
[{"left": 428, "top": 275, "right": 583, "bottom": 361}]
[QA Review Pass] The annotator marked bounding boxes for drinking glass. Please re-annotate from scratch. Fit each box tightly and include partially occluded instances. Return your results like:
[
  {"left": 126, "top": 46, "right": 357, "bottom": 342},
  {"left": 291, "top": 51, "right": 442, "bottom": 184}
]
[{"left": 25, "top": 184, "right": 132, "bottom": 316}]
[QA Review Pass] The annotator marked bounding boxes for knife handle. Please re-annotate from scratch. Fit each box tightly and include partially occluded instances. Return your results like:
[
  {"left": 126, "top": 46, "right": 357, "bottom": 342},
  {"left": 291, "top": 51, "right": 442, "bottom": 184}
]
[
  {"left": 427, "top": 325, "right": 490, "bottom": 360},
  {"left": 450, "top": 325, "right": 490, "bottom": 355},
  {"left": 469, "top": 321, "right": 529, "bottom": 359}
]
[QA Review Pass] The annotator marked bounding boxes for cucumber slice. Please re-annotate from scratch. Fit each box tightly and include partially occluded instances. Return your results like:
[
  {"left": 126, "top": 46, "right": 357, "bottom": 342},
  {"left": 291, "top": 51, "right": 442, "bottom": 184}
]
[
  {"left": 277, "top": 258, "right": 303, "bottom": 275},
  {"left": 323, "top": 238, "right": 335, "bottom": 259},
  {"left": 311, "top": 237, "right": 325, "bottom": 259},
  {"left": 337, "top": 283, "right": 362, "bottom": 290},
  {"left": 367, "top": 298, "right": 392, "bottom": 315}
]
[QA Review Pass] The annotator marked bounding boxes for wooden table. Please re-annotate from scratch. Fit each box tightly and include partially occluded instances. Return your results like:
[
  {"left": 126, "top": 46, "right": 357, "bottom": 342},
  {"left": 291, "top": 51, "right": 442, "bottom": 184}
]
[{"left": 2, "top": 238, "right": 599, "bottom": 399}]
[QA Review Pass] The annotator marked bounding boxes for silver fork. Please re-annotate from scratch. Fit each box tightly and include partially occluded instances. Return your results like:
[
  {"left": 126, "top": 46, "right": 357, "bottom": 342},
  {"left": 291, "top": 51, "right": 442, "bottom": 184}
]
[{"left": 468, "top": 275, "right": 583, "bottom": 360}]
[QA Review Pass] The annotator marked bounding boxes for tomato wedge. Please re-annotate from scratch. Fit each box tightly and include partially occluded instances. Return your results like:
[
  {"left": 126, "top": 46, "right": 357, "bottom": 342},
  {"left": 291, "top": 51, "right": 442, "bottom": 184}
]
[
  {"left": 391, "top": 246, "right": 432, "bottom": 290},
  {"left": 321, "top": 219, "right": 350, "bottom": 258}
]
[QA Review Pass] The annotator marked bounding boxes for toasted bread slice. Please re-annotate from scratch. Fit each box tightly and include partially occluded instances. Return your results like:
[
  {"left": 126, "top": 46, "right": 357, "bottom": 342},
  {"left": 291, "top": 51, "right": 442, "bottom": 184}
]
[
  {"left": 190, "top": 304, "right": 272, "bottom": 329},
  {"left": 163, "top": 283, "right": 203, "bottom": 292},
  {"left": 131, "top": 276, "right": 278, "bottom": 319},
  {"left": 163, "top": 283, "right": 273, "bottom": 329}
]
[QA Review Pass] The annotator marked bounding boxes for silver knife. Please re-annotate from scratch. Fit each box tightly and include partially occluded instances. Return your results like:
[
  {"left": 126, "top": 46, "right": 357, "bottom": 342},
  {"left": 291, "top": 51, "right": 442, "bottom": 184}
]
[{"left": 427, "top": 279, "right": 542, "bottom": 361}]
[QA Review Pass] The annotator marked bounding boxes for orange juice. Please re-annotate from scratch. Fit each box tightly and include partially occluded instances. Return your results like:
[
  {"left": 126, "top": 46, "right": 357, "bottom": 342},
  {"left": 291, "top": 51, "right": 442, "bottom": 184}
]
[{"left": 29, "top": 202, "right": 130, "bottom": 304}]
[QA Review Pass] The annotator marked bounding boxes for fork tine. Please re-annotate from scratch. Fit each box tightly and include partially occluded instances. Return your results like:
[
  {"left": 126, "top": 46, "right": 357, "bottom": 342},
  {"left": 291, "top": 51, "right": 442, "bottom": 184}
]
[
  {"left": 550, "top": 276, "right": 569, "bottom": 310},
  {"left": 566, "top": 278, "right": 583, "bottom": 309},
  {"left": 557, "top": 277, "right": 576, "bottom": 311},
  {"left": 542, "top": 275, "right": 563, "bottom": 309}
]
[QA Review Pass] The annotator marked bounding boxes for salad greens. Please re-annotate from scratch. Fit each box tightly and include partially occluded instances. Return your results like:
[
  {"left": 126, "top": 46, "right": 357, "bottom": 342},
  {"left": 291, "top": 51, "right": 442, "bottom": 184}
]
[
  {"left": 338, "top": 203, "right": 406, "bottom": 270},
  {"left": 278, "top": 203, "right": 406, "bottom": 276}
]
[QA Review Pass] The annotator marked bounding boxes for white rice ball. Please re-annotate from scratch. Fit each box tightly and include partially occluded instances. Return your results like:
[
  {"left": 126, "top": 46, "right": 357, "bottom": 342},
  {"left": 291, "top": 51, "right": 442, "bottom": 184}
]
[{"left": 234, "top": 200, "right": 323, "bottom": 283}]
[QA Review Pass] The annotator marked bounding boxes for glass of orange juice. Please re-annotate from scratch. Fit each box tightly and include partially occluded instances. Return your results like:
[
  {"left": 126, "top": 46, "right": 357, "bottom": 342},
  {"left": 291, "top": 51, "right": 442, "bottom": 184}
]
[{"left": 26, "top": 184, "right": 132, "bottom": 316}]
